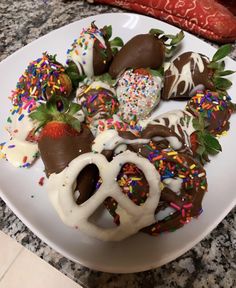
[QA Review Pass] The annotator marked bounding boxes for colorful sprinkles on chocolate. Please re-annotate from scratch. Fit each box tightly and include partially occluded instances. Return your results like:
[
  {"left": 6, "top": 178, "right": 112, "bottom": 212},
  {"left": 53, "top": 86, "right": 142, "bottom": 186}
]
[
  {"left": 104, "top": 163, "right": 149, "bottom": 225},
  {"left": 10, "top": 53, "right": 66, "bottom": 106},
  {"left": 82, "top": 88, "right": 119, "bottom": 122},
  {"left": 1, "top": 53, "right": 69, "bottom": 167},
  {"left": 186, "top": 90, "right": 235, "bottom": 135},
  {"left": 105, "top": 141, "right": 207, "bottom": 235},
  {"left": 142, "top": 143, "right": 207, "bottom": 235},
  {"left": 95, "top": 117, "right": 143, "bottom": 137},
  {"left": 67, "top": 25, "right": 104, "bottom": 53},
  {"left": 117, "top": 163, "right": 148, "bottom": 205}
]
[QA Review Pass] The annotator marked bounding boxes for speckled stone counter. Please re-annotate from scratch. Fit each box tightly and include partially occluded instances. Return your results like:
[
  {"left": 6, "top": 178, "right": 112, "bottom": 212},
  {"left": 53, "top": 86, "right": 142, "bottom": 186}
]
[{"left": 0, "top": 1, "right": 236, "bottom": 287}]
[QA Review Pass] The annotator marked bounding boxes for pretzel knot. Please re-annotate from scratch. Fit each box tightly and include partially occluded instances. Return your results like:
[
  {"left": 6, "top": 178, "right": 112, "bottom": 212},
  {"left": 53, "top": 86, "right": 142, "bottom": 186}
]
[{"left": 47, "top": 150, "right": 161, "bottom": 241}]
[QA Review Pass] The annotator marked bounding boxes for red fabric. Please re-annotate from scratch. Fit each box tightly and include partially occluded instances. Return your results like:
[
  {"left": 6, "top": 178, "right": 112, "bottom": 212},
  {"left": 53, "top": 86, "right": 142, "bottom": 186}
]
[{"left": 91, "top": 0, "right": 236, "bottom": 43}]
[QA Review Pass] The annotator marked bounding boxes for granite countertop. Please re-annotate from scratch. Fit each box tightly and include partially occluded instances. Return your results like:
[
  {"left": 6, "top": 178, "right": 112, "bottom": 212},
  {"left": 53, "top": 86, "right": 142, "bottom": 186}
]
[{"left": 0, "top": 1, "right": 236, "bottom": 287}]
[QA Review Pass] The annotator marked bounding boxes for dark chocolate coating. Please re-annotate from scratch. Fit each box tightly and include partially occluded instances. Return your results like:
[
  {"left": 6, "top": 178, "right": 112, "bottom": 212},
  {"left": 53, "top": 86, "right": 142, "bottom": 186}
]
[
  {"left": 141, "top": 124, "right": 184, "bottom": 147},
  {"left": 93, "top": 37, "right": 113, "bottom": 76},
  {"left": 109, "top": 34, "right": 165, "bottom": 78},
  {"left": 162, "top": 52, "right": 214, "bottom": 100},
  {"left": 80, "top": 88, "right": 119, "bottom": 122},
  {"left": 45, "top": 73, "right": 72, "bottom": 100},
  {"left": 140, "top": 119, "right": 193, "bottom": 155},
  {"left": 76, "top": 165, "right": 99, "bottom": 205},
  {"left": 39, "top": 124, "right": 99, "bottom": 204}
]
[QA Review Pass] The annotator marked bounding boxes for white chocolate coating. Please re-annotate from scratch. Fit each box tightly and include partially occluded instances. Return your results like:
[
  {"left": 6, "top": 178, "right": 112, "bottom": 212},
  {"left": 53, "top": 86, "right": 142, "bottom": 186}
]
[
  {"left": 1, "top": 138, "right": 38, "bottom": 168},
  {"left": 47, "top": 150, "right": 161, "bottom": 241},
  {"left": 67, "top": 27, "right": 107, "bottom": 77},
  {"left": 116, "top": 69, "right": 162, "bottom": 122},
  {"left": 1, "top": 108, "right": 38, "bottom": 168}
]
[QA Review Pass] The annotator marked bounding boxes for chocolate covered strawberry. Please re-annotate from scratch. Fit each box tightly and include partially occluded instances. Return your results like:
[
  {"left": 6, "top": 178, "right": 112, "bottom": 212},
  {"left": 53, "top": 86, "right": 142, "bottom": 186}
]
[
  {"left": 139, "top": 109, "right": 222, "bottom": 164},
  {"left": 109, "top": 29, "right": 184, "bottom": 78},
  {"left": 11, "top": 53, "right": 72, "bottom": 106},
  {"left": 116, "top": 68, "right": 163, "bottom": 122},
  {"left": 30, "top": 96, "right": 99, "bottom": 204},
  {"left": 189, "top": 113, "right": 222, "bottom": 164},
  {"left": 66, "top": 22, "right": 123, "bottom": 88},
  {"left": 162, "top": 44, "right": 234, "bottom": 100},
  {"left": 77, "top": 80, "right": 119, "bottom": 124},
  {"left": 186, "top": 90, "right": 236, "bottom": 136}
]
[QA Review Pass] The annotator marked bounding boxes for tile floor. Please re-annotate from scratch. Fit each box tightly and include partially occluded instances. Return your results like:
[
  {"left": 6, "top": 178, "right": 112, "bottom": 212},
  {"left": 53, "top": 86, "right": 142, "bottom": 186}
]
[{"left": 0, "top": 231, "right": 82, "bottom": 288}]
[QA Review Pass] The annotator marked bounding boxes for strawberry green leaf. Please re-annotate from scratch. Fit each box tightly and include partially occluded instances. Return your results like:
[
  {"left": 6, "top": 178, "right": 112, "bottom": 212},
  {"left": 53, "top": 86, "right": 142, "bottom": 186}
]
[
  {"left": 203, "top": 133, "right": 222, "bottom": 155},
  {"left": 70, "top": 119, "right": 81, "bottom": 132},
  {"left": 208, "top": 61, "right": 223, "bottom": 70},
  {"left": 94, "top": 73, "right": 116, "bottom": 85},
  {"left": 163, "top": 31, "right": 184, "bottom": 46},
  {"left": 48, "top": 53, "right": 57, "bottom": 63},
  {"left": 192, "top": 118, "right": 201, "bottom": 131},
  {"left": 149, "top": 67, "right": 164, "bottom": 77},
  {"left": 29, "top": 111, "right": 52, "bottom": 122},
  {"left": 103, "top": 25, "right": 112, "bottom": 40},
  {"left": 212, "top": 44, "right": 232, "bottom": 62},
  {"left": 60, "top": 96, "right": 71, "bottom": 112},
  {"left": 111, "top": 47, "right": 119, "bottom": 56},
  {"left": 65, "top": 61, "right": 85, "bottom": 88},
  {"left": 35, "top": 103, "right": 48, "bottom": 113},
  {"left": 64, "top": 114, "right": 81, "bottom": 132},
  {"left": 68, "top": 102, "right": 81, "bottom": 115},
  {"left": 219, "top": 60, "right": 225, "bottom": 71},
  {"left": 192, "top": 115, "right": 205, "bottom": 131},
  {"left": 207, "top": 62, "right": 217, "bottom": 69},
  {"left": 170, "top": 30, "right": 185, "bottom": 46},
  {"left": 196, "top": 144, "right": 205, "bottom": 156},
  {"left": 109, "top": 37, "right": 124, "bottom": 47},
  {"left": 46, "top": 99, "right": 58, "bottom": 114},
  {"left": 213, "top": 77, "right": 232, "bottom": 90},
  {"left": 218, "top": 70, "right": 235, "bottom": 76},
  {"left": 149, "top": 28, "right": 164, "bottom": 36}
]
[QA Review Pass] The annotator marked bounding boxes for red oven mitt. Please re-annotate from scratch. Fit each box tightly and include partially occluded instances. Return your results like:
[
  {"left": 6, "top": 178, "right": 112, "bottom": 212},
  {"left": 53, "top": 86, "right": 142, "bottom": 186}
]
[{"left": 88, "top": 0, "right": 236, "bottom": 43}]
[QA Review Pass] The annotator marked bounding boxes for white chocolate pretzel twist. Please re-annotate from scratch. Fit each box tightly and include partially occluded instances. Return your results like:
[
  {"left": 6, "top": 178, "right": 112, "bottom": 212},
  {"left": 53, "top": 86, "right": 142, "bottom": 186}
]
[{"left": 47, "top": 150, "right": 161, "bottom": 241}]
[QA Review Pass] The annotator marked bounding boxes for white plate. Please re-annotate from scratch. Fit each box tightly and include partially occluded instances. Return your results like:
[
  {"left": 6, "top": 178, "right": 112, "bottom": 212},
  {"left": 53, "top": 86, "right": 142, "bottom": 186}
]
[{"left": 0, "top": 13, "right": 236, "bottom": 273}]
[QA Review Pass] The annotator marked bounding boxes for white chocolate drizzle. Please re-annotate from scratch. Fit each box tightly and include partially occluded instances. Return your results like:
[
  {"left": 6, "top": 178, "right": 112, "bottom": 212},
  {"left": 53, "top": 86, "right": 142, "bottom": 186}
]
[
  {"left": 92, "top": 129, "right": 149, "bottom": 153},
  {"left": 139, "top": 109, "right": 195, "bottom": 151},
  {"left": 165, "top": 52, "right": 207, "bottom": 99},
  {"left": 92, "top": 109, "right": 195, "bottom": 154}
]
